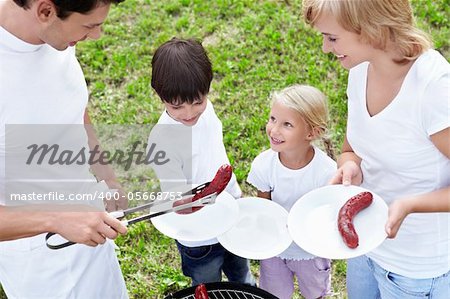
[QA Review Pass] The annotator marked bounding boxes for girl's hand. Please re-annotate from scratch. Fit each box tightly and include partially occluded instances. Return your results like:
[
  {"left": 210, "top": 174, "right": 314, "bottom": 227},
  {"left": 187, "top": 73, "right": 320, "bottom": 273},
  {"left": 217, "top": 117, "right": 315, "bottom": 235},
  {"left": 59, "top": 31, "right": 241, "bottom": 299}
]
[
  {"left": 385, "top": 198, "right": 411, "bottom": 238},
  {"left": 329, "top": 160, "right": 363, "bottom": 186}
]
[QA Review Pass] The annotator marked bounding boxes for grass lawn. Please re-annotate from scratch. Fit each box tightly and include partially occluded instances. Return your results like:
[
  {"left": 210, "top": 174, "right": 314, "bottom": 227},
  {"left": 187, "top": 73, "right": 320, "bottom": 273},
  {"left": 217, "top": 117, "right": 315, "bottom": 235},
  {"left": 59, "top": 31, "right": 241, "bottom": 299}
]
[{"left": 0, "top": 0, "right": 448, "bottom": 298}]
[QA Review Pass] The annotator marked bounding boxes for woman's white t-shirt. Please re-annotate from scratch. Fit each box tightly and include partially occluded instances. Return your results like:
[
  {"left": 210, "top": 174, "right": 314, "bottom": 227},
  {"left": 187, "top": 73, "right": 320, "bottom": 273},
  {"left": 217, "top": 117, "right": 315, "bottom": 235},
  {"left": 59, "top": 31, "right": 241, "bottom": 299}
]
[{"left": 346, "top": 49, "right": 450, "bottom": 279}]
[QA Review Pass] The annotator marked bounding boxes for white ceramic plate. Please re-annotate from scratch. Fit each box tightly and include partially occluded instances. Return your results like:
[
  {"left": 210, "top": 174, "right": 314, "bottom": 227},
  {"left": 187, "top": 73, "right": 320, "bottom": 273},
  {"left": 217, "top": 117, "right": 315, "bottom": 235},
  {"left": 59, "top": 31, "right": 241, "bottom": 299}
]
[
  {"left": 217, "top": 197, "right": 292, "bottom": 260},
  {"left": 151, "top": 191, "right": 239, "bottom": 242},
  {"left": 287, "top": 185, "right": 388, "bottom": 259}
]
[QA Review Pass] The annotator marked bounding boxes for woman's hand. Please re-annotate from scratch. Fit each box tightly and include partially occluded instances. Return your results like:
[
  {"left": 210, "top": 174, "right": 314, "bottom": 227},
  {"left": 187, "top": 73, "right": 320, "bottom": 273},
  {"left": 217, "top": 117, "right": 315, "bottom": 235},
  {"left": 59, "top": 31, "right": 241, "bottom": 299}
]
[
  {"left": 385, "top": 187, "right": 450, "bottom": 238},
  {"left": 329, "top": 160, "right": 363, "bottom": 186},
  {"left": 330, "top": 136, "right": 363, "bottom": 186},
  {"left": 385, "top": 198, "right": 411, "bottom": 238}
]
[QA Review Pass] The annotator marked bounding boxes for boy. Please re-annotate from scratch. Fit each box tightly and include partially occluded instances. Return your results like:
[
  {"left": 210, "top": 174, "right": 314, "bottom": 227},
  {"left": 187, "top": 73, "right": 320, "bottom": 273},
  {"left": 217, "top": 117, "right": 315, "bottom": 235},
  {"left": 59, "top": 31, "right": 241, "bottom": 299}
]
[{"left": 148, "top": 38, "right": 255, "bottom": 286}]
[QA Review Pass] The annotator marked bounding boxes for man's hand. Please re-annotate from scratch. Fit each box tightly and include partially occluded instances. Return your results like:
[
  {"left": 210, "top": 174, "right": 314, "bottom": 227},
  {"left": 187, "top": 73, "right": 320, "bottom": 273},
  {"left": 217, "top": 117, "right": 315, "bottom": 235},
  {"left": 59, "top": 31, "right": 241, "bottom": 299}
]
[{"left": 51, "top": 207, "right": 127, "bottom": 247}]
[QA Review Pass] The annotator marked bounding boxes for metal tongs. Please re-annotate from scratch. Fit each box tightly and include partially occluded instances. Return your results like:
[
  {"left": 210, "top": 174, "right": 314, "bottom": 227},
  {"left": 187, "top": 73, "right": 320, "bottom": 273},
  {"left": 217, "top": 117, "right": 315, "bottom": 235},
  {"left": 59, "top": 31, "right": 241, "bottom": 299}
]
[{"left": 46, "top": 184, "right": 216, "bottom": 250}]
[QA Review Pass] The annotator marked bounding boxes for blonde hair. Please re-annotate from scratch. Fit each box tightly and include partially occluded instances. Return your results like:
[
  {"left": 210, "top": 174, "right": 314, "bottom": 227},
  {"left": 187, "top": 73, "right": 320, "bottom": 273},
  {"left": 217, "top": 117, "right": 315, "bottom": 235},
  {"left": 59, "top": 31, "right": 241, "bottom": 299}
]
[
  {"left": 272, "top": 84, "right": 328, "bottom": 135},
  {"left": 302, "top": 0, "right": 432, "bottom": 63},
  {"left": 272, "top": 84, "right": 335, "bottom": 158}
]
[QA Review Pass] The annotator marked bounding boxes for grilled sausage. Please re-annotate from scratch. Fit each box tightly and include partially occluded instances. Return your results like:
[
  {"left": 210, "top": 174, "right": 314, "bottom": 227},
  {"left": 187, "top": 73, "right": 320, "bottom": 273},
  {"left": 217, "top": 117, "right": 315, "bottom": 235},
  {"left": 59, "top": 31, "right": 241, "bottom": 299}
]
[
  {"left": 192, "top": 164, "right": 233, "bottom": 201},
  {"left": 337, "top": 191, "right": 373, "bottom": 248},
  {"left": 174, "top": 164, "right": 233, "bottom": 214},
  {"left": 194, "top": 283, "right": 209, "bottom": 299}
]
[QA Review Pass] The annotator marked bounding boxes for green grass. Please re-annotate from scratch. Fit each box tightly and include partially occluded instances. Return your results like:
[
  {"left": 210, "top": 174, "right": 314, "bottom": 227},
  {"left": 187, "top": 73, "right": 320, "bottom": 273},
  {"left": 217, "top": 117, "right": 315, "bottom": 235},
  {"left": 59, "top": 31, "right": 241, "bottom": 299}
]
[{"left": 1, "top": 0, "right": 448, "bottom": 298}]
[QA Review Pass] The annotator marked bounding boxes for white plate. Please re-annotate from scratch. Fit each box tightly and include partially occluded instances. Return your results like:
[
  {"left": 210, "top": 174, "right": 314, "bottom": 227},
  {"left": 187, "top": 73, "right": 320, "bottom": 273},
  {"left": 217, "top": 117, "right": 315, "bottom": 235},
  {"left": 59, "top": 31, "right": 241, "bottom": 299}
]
[
  {"left": 287, "top": 185, "right": 388, "bottom": 259},
  {"left": 151, "top": 191, "right": 239, "bottom": 242},
  {"left": 217, "top": 197, "right": 292, "bottom": 260}
]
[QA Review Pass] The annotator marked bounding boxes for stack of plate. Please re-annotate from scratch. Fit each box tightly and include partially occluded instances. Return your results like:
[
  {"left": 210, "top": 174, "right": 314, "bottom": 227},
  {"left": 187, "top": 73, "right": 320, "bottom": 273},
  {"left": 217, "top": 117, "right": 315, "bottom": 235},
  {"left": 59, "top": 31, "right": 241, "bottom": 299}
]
[{"left": 152, "top": 185, "right": 388, "bottom": 260}]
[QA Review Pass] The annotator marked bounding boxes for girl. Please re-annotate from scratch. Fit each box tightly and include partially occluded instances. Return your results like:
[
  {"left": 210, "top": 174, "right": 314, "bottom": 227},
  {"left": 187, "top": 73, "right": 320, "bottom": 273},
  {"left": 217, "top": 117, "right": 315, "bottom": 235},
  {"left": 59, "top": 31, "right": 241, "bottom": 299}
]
[
  {"left": 247, "top": 84, "right": 336, "bottom": 299},
  {"left": 302, "top": 0, "right": 450, "bottom": 298}
]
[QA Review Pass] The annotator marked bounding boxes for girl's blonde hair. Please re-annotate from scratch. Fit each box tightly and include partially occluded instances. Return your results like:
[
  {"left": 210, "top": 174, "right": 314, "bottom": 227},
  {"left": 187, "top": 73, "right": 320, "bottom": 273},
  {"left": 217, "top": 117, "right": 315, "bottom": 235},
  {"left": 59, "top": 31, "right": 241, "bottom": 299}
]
[
  {"left": 272, "top": 84, "right": 328, "bottom": 137},
  {"left": 302, "top": 0, "right": 432, "bottom": 63},
  {"left": 272, "top": 84, "right": 335, "bottom": 158}
]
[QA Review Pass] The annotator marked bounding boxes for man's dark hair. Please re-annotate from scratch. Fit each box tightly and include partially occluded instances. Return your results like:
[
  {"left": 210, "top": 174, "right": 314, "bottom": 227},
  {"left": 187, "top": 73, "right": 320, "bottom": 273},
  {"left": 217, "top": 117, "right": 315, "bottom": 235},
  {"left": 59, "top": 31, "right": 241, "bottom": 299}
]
[
  {"left": 13, "top": 0, "right": 124, "bottom": 19},
  {"left": 151, "top": 38, "right": 213, "bottom": 105}
]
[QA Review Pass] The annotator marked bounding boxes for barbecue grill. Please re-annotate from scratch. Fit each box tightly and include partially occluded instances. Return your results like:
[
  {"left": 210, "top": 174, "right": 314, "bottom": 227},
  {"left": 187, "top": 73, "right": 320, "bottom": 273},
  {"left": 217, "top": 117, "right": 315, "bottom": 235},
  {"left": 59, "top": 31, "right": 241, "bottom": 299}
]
[{"left": 164, "top": 282, "right": 279, "bottom": 299}]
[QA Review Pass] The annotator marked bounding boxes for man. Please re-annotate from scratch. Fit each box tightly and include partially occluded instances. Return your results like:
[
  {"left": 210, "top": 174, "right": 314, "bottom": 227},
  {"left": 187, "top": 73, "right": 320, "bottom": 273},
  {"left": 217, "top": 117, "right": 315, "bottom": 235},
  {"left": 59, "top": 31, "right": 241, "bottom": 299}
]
[{"left": 0, "top": 0, "right": 129, "bottom": 297}]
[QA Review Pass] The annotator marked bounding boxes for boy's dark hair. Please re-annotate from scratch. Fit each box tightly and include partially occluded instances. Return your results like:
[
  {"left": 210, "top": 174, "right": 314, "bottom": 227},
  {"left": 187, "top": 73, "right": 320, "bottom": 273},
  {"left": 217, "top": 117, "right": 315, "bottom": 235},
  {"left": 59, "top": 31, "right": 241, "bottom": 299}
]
[
  {"left": 13, "top": 0, "right": 124, "bottom": 19},
  {"left": 151, "top": 38, "right": 213, "bottom": 105}
]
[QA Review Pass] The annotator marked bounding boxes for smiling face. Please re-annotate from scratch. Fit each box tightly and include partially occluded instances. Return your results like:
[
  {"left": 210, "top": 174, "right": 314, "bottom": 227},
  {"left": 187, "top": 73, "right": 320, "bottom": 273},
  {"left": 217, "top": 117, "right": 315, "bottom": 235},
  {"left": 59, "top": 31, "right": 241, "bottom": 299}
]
[
  {"left": 164, "top": 95, "right": 208, "bottom": 126},
  {"left": 313, "top": 12, "right": 374, "bottom": 70},
  {"left": 39, "top": 3, "right": 110, "bottom": 50},
  {"left": 266, "top": 100, "right": 313, "bottom": 154}
]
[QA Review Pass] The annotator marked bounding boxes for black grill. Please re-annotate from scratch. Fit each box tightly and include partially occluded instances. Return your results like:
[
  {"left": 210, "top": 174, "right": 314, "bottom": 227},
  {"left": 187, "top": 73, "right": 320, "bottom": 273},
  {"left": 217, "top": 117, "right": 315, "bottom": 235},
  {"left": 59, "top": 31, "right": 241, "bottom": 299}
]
[{"left": 164, "top": 282, "right": 279, "bottom": 299}]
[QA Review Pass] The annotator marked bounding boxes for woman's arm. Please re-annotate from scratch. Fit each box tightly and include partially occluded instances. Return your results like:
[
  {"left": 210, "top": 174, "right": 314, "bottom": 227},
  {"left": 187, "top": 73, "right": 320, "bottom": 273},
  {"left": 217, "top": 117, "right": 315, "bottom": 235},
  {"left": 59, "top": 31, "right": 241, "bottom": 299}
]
[
  {"left": 430, "top": 127, "right": 450, "bottom": 158},
  {"left": 329, "top": 135, "right": 363, "bottom": 186},
  {"left": 386, "top": 127, "right": 450, "bottom": 238},
  {"left": 386, "top": 187, "right": 450, "bottom": 238}
]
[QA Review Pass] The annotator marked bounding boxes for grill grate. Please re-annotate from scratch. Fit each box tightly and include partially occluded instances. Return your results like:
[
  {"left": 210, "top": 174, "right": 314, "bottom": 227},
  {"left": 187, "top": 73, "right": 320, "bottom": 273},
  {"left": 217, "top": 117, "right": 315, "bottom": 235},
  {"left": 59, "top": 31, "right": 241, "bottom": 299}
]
[
  {"left": 165, "top": 282, "right": 279, "bottom": 299},
  {"left": 176, "top": 288, "right": 266, "bottom": 299}
]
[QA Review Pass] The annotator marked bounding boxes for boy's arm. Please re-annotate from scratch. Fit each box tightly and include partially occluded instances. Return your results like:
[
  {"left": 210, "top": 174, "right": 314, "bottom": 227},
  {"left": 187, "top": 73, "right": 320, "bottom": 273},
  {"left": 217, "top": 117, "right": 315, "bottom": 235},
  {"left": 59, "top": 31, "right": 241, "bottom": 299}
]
[
  {"left": 147, "top": 123, "right": 189, "bottom": 192},
  {"left": 257, "top": 190, "right": 271, "bottom": 200}
]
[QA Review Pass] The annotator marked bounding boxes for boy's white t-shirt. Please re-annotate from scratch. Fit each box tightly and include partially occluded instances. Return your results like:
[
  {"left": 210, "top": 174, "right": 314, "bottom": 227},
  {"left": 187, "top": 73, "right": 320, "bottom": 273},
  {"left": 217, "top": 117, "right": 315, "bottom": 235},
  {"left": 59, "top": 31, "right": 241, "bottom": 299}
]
[
  {"left": 247, "top": 147, "right": 336, "bottom": 260},
  {"left": 347, "top": 49, "right": 450, "bottom": 279},
  {"left": 148, "top": 100, "right": 241, "bottom": 247},
  {"left": 0, "top": 26, "right": 127, "bottom": 298}
]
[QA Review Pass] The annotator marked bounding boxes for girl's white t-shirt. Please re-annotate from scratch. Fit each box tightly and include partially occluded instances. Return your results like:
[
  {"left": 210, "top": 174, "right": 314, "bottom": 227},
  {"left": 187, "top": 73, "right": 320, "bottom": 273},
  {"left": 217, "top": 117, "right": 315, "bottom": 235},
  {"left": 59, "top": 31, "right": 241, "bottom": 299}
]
[
  {"left": 346, "top": 49, "right": 450, "bottom": 279},
  {"left": 247, "top": 147, "right": 336, "bottom": 260}
]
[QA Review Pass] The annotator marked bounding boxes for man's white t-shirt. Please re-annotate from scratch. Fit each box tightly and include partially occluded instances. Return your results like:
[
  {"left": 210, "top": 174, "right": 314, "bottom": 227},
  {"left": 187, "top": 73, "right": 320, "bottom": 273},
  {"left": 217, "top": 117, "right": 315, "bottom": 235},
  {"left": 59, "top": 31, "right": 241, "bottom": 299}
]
[
  {"left": 0, "top": 26, "right": 127, "bottom": 298},
  {"left": 148, "top": 100, "right": 241, "bottom": 247},
  {"left": 247, "top": 147, "right": 336, "bottom": 260},
  {"left": 347, "top": 49, "right": 450, "bottom": 279}
]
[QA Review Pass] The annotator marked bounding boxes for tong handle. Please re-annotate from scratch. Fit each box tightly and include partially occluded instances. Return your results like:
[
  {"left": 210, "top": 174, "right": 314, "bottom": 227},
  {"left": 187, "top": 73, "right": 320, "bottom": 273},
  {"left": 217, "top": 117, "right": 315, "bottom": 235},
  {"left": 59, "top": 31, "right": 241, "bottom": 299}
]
[
  {"left": 45, "top": 210, "right": 128, "bottom": 250},
  {"left": 45, "top": 193, "right": 217, "bottom": 250},
  {"left": 45, "top": 232, "right": 75, "bottom": 250}
]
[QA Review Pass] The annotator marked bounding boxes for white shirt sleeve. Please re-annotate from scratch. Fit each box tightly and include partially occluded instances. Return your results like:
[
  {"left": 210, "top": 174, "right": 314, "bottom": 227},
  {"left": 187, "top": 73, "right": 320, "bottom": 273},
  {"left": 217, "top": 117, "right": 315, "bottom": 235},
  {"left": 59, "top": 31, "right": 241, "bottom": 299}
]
[
  {"left": 247, "top": 151, "right": 272, "bottom": 193},
  {"left": 421, "top": 72, "right": 450, "bottom": 136}
]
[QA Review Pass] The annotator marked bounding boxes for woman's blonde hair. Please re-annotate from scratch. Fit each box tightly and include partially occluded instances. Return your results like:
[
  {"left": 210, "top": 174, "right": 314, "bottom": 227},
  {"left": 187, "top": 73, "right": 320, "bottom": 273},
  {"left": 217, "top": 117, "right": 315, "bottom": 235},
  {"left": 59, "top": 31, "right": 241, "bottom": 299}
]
[{"left": 302, "top": 0, "right": 432, "bottom": 63}]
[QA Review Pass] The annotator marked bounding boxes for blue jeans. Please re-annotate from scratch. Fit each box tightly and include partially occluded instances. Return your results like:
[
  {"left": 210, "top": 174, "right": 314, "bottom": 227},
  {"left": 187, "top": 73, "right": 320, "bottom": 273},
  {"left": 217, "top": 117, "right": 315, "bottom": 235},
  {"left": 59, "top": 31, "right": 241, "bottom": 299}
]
[
  {"left": 176, "top": 241, "right": 256, "bottom": 286},
  {"left": 347, "top": 255, "right": 450, "bottom": 299}
]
